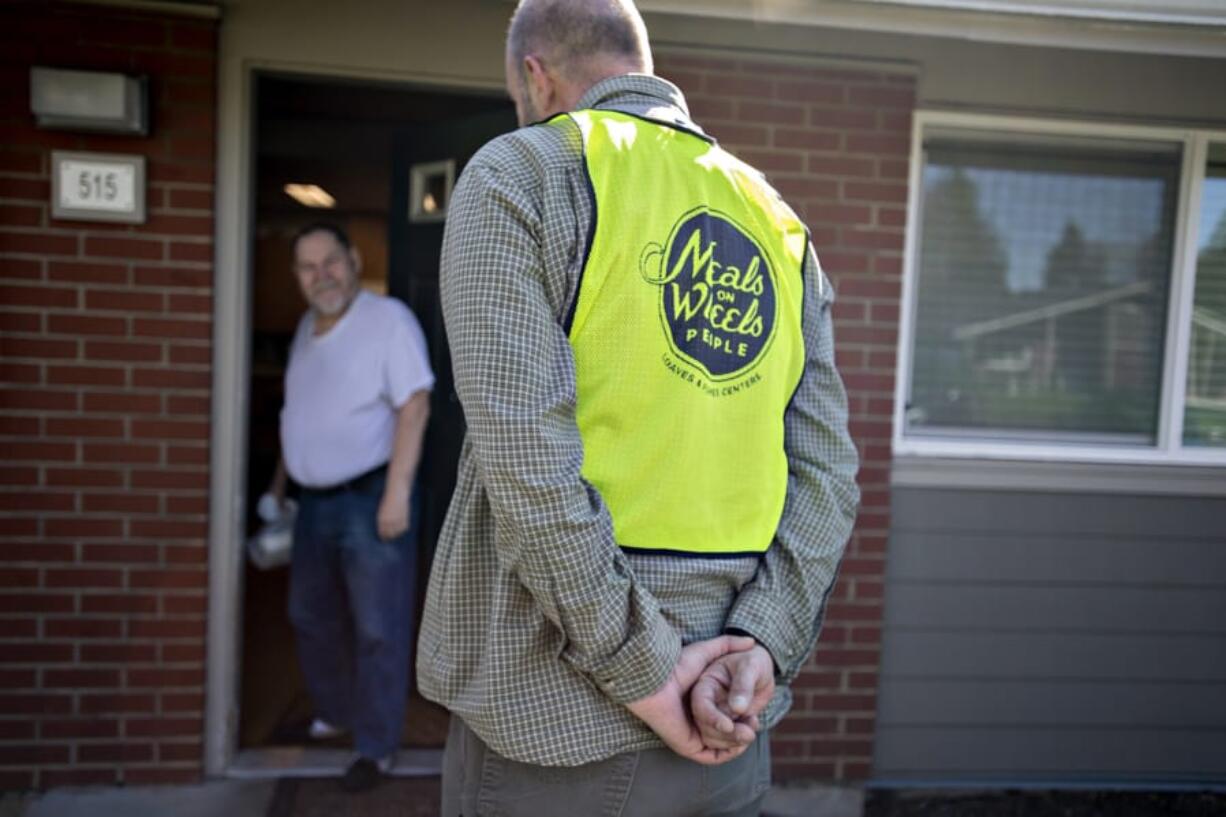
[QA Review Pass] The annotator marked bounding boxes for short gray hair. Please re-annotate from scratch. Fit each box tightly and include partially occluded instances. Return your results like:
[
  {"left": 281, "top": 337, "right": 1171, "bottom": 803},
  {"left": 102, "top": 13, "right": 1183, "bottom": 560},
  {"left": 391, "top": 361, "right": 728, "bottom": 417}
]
[{"left": 507, "top": 0, "right": 652, "bottom": 79}]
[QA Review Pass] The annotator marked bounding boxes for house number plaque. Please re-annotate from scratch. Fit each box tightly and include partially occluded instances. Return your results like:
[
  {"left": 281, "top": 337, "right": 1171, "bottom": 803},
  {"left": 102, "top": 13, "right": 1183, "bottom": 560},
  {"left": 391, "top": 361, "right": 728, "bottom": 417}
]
[{"left": 51, "top": 151, "right": 146, "bottom": 224}]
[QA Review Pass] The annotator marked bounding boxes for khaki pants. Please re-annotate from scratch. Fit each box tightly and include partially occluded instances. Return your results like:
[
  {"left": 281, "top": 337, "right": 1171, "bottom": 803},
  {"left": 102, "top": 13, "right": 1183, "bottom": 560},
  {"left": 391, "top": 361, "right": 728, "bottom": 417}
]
[{"left": 441, "top": 715, "right": 771, "bottom": 817}]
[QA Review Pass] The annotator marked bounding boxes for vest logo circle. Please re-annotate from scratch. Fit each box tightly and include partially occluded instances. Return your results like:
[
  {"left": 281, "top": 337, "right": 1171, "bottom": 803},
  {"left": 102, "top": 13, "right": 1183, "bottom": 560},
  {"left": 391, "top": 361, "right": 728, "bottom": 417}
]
[{"left": 640, "top": 207, "right": 776, "bottom": 379}]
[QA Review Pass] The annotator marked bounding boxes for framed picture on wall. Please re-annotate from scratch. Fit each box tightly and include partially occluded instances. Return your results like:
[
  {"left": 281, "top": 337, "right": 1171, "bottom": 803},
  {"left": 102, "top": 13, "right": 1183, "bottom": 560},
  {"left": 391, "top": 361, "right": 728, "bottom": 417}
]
[{"left": 408, "top": 158, "right": 455, "bottom": 223}]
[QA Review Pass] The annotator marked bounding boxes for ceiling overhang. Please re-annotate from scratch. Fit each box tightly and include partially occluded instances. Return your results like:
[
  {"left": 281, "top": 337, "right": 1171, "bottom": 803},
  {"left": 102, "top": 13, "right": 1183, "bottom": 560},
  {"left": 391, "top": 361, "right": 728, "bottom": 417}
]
[{"left": 638, "top": 0, "right": 1226, "bottom": 58}]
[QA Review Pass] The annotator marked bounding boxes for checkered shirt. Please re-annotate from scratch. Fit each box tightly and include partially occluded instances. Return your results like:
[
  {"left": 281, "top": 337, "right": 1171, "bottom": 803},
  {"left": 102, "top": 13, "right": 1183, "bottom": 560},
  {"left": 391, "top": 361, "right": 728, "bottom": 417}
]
[{"left": 416, "top": 73, "right": 860, "bottom": 766}]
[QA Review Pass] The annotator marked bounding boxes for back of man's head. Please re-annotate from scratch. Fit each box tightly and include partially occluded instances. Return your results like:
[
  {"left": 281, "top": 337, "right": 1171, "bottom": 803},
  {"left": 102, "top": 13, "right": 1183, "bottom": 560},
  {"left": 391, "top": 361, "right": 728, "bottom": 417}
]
[{"left": 508, "top": 0, "right": 653, "bottom": 85}]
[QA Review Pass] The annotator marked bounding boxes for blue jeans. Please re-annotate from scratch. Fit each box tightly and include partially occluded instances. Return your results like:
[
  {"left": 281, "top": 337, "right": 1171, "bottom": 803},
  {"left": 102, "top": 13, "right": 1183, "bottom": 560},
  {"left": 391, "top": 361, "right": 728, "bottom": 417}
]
[{"left": 288, "top": 471, "right": 418, "bottom": 760}]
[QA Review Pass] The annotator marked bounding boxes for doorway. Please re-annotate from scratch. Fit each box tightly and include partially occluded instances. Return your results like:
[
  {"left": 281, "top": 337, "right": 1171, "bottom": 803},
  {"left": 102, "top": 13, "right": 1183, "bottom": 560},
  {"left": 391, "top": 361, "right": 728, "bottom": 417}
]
[{"left": 238, "top": 72, "right": 514, "bottom": 767}]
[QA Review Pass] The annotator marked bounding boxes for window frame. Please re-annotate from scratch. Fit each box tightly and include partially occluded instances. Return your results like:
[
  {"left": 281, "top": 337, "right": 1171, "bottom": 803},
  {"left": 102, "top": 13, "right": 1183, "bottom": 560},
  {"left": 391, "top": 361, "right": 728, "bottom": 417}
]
[{"left": 893, "top": 110, "right": 1226, "bottom": 466}]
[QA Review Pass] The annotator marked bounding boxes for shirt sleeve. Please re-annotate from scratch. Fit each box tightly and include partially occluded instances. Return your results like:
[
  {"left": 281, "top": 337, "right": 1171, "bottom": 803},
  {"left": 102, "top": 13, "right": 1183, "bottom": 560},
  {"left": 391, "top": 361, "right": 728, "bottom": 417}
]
[
  {"left": 724, "top": 243, "right": 861, "bottom": 684},
  {"left": 384, "top": 302, "right": 436, "bottom": 408},
  {"left": 438, "top": 148, "right": 681, "bottom": 705}
]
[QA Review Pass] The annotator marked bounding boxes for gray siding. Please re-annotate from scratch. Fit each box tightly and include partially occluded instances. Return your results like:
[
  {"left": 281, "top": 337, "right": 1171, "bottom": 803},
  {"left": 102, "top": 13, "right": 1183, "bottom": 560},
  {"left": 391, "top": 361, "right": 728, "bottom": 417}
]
[{"left": 874, "top": 488, "right": 1226, "bottom": 784}]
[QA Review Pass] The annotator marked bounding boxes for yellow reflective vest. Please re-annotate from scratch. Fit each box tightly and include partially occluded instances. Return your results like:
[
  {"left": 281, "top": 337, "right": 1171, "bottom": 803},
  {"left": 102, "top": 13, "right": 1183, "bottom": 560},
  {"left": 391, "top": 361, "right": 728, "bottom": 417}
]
[{"left": 557, "top": 109, "right": 808, "bottom": 556}]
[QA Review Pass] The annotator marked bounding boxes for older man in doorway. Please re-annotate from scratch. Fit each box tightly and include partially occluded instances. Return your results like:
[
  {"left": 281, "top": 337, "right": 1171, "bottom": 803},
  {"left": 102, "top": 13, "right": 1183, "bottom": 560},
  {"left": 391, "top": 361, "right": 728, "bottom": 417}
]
[{"left": 267, "top": 221, "right": 433, "bottom": 792}]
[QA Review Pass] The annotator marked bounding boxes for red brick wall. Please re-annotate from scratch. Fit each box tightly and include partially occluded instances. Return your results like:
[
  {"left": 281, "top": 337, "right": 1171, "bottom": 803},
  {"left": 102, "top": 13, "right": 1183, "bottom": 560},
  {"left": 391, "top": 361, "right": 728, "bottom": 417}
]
[
  {"left": 655, "top": 52, "right": 913, "bottom": 782},
  {"left": 0, "top": 2, "right": 216, "bottom": 789}
]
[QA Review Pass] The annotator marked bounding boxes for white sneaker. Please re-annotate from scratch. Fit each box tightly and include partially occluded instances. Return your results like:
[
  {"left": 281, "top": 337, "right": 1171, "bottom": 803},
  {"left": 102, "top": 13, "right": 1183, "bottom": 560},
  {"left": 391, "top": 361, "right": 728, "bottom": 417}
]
[{"left": 308, "top": 718, "right": 347, "bottom": 740}]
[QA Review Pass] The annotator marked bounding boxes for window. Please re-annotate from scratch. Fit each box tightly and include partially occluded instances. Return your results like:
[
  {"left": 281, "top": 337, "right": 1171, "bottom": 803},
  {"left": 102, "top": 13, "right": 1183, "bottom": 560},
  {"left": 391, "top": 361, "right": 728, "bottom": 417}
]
[
  {"left": 1184, "top": 143, "right": 1226, "bottom": 448},
  {"left": 897, "top": 114, "right": 1226, "bottom": 464}
]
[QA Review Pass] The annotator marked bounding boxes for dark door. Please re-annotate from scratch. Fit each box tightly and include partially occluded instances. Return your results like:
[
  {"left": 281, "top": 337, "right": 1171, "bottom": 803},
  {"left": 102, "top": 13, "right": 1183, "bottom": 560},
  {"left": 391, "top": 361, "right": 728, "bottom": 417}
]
[{"left": 389, "top": 107, "right": 516, "bottom": 569}]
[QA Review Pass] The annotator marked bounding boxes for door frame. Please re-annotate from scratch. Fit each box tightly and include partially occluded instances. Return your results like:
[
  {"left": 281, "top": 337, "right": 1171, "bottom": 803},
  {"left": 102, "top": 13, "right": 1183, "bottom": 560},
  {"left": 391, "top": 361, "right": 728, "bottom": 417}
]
[{"left": 207, "top": 38, "right": 504, "bottom": 776}]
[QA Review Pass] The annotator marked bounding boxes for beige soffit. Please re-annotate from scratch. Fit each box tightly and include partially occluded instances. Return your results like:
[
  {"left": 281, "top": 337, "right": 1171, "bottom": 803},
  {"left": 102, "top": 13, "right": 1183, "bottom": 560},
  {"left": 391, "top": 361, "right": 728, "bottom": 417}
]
[
  {"left": 852, "top": 0, "right": 1226, "bottom": 26},
  {"left": 635, "top": 0, "right": 1226, "bottom": 58},
  {"left": 69, "top": 0, "right": 222, "bottom": 19}
]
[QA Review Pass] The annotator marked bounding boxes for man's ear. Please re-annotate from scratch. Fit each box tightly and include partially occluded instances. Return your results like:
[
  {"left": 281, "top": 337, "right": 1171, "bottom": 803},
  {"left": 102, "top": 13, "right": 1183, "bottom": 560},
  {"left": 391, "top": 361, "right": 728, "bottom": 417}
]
[
  {"left": 348, "top": 246, "right": 363, "bottom": 279},
  {"left": 523, "top": 54, "right": 557, "bottom": 120}
]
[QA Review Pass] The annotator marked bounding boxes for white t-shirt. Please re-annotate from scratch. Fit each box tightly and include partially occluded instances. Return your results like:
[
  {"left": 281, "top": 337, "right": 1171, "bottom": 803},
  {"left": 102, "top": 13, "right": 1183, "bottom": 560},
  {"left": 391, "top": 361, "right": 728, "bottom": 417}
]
[{"left": 281, "top": 290, "right": 434, "bottom": 488}]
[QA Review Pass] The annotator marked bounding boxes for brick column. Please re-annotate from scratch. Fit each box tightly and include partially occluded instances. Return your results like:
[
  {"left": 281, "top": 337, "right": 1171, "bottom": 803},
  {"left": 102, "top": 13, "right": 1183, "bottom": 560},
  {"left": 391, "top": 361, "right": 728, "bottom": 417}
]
[
  {"left": 0, "top": 2, "right": 217, "bottom": 788},
  {"left": 656, "top": 51, "right": 914, "bottom": 782}
]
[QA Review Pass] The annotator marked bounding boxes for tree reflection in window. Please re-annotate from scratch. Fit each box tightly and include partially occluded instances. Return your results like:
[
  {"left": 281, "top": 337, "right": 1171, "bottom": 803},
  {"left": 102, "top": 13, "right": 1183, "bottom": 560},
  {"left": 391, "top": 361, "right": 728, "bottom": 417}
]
[
  {"left": 908, "top": 133, "right": 1179, "bottom": 443},
  {"left": 1184, "top": 144, "right": 1226, "bottom": 447}
]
